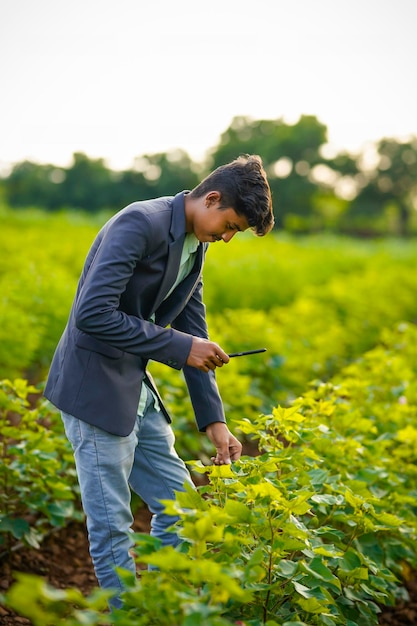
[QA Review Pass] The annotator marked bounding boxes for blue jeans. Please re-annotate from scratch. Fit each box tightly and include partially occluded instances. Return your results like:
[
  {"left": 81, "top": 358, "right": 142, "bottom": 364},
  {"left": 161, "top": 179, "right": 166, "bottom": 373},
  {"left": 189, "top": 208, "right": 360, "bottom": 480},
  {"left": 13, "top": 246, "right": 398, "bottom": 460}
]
[{"left": 61, "top": 386, "right": 194, "bottom": 606}]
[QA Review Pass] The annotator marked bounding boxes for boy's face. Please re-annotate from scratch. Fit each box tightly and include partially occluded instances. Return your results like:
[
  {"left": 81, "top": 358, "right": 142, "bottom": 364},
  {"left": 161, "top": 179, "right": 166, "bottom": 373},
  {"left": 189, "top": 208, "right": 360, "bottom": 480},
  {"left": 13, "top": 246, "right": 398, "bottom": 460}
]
[{"left": 191, "top": 194, "right": 249, "bottom": 243}]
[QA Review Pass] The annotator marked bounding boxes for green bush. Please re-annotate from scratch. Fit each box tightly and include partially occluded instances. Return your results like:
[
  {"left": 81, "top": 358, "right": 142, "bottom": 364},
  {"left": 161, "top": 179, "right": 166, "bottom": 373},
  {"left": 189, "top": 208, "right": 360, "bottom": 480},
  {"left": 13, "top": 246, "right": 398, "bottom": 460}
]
[
  {"left": 202, "top": 233, "right": 417, "bottom": 312},
  {"left": 0, "top": 379, "right": 82, "bottom": 551},
  {"left": 150, "top": 260, "right": 417, "bottom": 461},
  {"left": 0, "top": 209, "right": 96, "bottom": 379},
  {"left": 4, "top": 322, "right": 416, "bottom": 625},
  {"left": 1, "top": 207, "right": 417, "bottom": 385}
]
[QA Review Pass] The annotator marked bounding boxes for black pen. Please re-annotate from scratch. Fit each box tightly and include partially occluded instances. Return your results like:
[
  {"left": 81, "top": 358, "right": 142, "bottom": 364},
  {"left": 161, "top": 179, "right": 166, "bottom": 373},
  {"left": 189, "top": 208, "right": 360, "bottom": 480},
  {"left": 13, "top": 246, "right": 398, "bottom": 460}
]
[{"left": 228, "top": 348, "right": 267, "bottom": 358}]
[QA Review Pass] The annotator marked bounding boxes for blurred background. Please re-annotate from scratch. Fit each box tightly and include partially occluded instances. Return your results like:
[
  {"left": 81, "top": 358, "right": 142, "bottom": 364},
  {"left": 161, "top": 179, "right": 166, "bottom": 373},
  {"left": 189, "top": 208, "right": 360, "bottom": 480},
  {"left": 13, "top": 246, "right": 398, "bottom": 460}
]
[
  {"left": 1, "top": 0, "right": 417, "bottom": 236},
  {"left": 1, "top": 0, "right": 417, "bottom": 419}
]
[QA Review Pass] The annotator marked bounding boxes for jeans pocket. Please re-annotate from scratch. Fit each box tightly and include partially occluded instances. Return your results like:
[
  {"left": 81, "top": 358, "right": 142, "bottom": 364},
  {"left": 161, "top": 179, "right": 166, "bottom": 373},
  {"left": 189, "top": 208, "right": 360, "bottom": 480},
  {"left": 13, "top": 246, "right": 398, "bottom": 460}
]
[{"left": 61, "top": 411, "right": 82, "bottom": 450}]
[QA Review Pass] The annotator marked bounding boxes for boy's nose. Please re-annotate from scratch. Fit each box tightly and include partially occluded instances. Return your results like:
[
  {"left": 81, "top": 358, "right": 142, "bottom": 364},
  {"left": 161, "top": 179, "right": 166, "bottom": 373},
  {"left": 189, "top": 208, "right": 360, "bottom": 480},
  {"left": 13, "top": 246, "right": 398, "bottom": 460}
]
[{"left": 221, "top": 232, "right": 235, "bottom": 243}]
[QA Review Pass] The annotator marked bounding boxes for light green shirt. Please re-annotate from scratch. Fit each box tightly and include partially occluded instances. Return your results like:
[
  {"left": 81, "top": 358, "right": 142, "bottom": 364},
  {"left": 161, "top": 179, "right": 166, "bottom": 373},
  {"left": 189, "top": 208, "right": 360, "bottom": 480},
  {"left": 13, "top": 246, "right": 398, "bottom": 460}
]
[{"left": 137, "top": 233, "right": 199, "bottom": 416}]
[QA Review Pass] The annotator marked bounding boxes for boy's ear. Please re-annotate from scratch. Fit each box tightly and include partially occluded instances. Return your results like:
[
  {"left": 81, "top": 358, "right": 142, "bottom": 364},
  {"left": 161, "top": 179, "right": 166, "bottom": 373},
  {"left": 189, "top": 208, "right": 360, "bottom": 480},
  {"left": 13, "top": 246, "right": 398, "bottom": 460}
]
[{"left": 205, "top": 190, "right": 222, "bottom": 207}]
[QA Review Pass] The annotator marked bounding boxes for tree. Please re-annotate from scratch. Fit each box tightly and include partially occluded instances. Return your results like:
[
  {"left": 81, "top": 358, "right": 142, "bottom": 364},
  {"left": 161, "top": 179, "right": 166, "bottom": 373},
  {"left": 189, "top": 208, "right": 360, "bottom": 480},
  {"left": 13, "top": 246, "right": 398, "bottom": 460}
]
[
  {"left": 348, "top": 138, "right": 417, "bottom": 235},
  {"left": 4, "top": 154, "right": 117, "bottom": 212},
  {"left": 3, "top": 161, "right": 64, "bottom": 210},
  {"left": 129, "top": 149, "right": 200, "bottom": 198},
  {"left": 60, "top": 153, "right": 116, "bottom": 211},
  {"left": 208, "top": 115, "right": 328, "bottom": 228}
]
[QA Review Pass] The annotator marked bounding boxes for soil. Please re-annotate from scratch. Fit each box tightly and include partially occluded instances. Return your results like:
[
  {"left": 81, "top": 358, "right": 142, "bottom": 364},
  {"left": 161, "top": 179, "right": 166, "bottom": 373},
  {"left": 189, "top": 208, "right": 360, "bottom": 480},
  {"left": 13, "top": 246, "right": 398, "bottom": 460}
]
[
  {"left": 1, "top": 509, "right": 416, "bottom": 625},
  {"left": 0, "top": 508, "right": 152, "bottom": 626}
]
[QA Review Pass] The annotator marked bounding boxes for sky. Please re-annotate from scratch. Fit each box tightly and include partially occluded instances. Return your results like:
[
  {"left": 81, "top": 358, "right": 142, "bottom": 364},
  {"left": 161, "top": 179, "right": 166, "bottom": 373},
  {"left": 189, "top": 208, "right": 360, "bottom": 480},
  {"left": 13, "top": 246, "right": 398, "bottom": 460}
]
[{"left": 1, "top": 0, "right": 416, "bottom": 172}]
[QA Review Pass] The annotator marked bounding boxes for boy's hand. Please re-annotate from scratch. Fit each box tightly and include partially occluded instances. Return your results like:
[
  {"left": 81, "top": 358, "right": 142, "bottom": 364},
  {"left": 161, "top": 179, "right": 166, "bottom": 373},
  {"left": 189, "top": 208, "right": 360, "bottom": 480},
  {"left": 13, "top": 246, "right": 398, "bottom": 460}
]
[
  {"left": 186, "top": 336, "right": 229, "bottom": 372},
  {"left": 205, "top": 422, "right": 242, "bottom": 465}
]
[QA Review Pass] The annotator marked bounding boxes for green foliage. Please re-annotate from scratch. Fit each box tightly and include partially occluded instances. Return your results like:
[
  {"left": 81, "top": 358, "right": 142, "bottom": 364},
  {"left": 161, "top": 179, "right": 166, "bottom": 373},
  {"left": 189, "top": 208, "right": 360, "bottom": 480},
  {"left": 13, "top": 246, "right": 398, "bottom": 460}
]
[
  {"left": 0, "top": 209, "right": 97, "bottom": 378},
  {"left": 1, "top": 208, "right": 417, "bottom": 622},
  {"left": 4, "top": 323, "right": 417, "bottom": 625},
  {"left": 203, "top": 232, "right": 387, "bottom": 311},
  {"left": 153, "top": 239, "right": 417, "bottom": 460},
  {"left": 2, "top": 572, "right": 111, "bottom": 626},
  {"left": 1, "top": 209, "right": 417, "bottom": 463},
  {"left": 0, "top": 379, "right": 81, "bottom": 550}
]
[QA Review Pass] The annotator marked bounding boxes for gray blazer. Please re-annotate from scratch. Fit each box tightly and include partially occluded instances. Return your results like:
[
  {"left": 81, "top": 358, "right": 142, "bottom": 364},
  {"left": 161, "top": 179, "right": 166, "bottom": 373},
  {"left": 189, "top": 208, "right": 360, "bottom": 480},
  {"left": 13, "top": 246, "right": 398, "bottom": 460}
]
[{"left": 44, "top": 192, "right": 226, "bottom": 436}]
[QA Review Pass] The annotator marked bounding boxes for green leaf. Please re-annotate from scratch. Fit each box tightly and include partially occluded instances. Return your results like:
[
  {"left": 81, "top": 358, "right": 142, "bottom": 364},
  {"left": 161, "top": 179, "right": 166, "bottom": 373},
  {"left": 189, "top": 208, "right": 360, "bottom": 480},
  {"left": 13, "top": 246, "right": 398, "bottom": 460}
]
[
  {"left": 311, "top": 494, "right": 344, "bottom": 505},
  {"left": 132, "top": 533, "right": 162, "bottom": 557},
  {"left": 223, "top": 499, "right": 253, "bottom": 523},
  {"left": 293, "top": 581, "right": 317, "bottom": 598},
  {"left": 0, "top": 517, "right": 30, "bottom": 539},
  {"left": 313, "top": 544, "right": 344, "bottom": 557},
  {"left": 208, "top": 464, "right": 236, "bottom": 478},
  {"left": 277, "top": 559, "right": 299, "bottom": 577},
  {"left": 46, "top": 501, "right": 75, "bottom": 525},
  {"left": 301, "top": 558, "right": 341, "bottom": 591},
  {"left": 372, "top": 511, "right": 403, "bottom": 527},
  {"left": 340, "top": 549, "right": 362, "bottom": 571},
  {"left": 360, "top": 582, "right": 389, "bottom": 601},
  {"left": 175, "top": 482, "right": 209, "bottom": 511},
  {"left": 296, "top": 596, "right": 329, "bottom": 613}
]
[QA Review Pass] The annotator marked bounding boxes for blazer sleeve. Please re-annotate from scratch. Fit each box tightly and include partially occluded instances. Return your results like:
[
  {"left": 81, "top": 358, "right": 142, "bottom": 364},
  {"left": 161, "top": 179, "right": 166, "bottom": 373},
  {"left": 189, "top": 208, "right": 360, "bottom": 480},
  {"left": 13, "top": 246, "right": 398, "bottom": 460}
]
[
  {"left": 74, "top": 209, "right": 192, "bottom": 369},
  {"left": 171, "top": 279, "right": 226, "bottom": 431}
]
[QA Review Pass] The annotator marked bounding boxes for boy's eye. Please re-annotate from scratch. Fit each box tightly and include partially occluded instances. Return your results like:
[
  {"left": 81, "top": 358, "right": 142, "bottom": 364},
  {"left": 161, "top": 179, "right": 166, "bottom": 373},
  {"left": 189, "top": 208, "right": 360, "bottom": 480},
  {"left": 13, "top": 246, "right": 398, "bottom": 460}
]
[{"left": 226, "top": 223, "right": 241, "bottom": 232}]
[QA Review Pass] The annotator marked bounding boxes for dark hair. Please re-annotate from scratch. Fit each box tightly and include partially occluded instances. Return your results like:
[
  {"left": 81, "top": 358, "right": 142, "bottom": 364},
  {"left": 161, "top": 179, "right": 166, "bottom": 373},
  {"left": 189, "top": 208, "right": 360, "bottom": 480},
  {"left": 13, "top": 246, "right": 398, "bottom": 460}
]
[{"left": 189, "top": 155, "right": 274, "bottom": 236}]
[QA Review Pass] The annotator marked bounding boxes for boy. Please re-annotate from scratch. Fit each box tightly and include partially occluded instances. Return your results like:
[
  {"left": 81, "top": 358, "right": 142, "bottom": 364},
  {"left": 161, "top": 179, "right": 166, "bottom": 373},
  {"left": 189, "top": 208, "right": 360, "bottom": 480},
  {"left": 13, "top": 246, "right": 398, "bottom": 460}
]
[{"left": 45, "top": 154, "right": 274, "bottom": 604}]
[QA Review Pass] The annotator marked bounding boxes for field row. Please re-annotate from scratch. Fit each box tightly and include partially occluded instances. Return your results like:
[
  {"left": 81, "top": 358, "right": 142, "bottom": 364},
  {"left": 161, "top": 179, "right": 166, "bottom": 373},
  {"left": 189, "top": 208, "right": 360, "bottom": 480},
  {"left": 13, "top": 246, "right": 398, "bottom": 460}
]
[
  {"left": 1, "top": 209, "right": 417, "bottom": 387},
  {"left": 1, "top": 209, "right": 417, "bottom": 623},
  {"left": 2, "top": 322, "right": 417, "bottom": 625}
]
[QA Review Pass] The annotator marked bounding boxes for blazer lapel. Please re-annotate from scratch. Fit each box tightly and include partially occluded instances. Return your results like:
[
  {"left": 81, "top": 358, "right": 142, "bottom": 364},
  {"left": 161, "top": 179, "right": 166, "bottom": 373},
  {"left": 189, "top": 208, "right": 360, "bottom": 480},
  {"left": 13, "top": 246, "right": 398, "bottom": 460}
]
[
  {"left": 151, "top": 192, "right": 188, "bottom": 314},
  {"left": 155, "top": 243, "right": 204, "bottom": 327}
]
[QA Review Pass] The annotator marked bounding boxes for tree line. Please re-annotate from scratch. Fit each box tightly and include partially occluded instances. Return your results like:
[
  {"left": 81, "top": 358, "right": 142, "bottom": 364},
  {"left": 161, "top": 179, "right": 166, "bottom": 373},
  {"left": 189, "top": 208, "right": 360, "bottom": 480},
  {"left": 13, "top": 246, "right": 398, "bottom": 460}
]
[{"left": 1, "top": 115, "right": 417, "bottom": 236}]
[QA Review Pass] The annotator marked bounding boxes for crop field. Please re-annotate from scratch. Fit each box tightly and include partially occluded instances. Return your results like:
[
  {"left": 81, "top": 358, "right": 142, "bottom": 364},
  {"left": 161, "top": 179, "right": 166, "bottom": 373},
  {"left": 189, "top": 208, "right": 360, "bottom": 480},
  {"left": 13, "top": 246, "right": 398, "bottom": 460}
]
[{"left": 1, "top": 207, "right": 417, "bottom": 625}]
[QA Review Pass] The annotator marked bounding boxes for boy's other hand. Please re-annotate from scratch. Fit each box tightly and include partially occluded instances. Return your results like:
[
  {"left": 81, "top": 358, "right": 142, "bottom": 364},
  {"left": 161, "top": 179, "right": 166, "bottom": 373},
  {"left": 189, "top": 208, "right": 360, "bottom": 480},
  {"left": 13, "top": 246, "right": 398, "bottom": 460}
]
[{"left": 205, "top": 422, "right": 242, "bottom": 465}]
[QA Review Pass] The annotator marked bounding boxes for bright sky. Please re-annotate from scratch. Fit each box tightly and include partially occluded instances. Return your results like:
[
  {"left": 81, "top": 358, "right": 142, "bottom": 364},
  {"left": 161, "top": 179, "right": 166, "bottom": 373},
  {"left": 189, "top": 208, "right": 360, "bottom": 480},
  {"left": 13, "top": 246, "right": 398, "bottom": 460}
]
[{"left": 1, "top": 0, "right": 416, "bottom": 171}]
